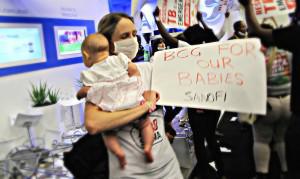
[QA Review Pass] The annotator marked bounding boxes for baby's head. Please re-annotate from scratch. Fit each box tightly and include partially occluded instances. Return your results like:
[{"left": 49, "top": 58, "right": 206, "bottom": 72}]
[{"left": 81, "top": 33, "right": 109, "bottom": 67}]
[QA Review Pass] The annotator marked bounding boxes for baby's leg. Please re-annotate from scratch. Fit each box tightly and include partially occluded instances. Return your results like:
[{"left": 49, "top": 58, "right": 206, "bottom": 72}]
[
  {"left": 103, "top": 132, "right": 127, "bottom": 169},
  {"left": 140, "top": 118, "right": 154, "bottom": 163}
]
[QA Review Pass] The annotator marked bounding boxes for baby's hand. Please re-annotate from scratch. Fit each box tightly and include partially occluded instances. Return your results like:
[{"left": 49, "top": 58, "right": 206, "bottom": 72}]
[
  {"left": 76, "top": 86, "right": 90, "bottom": 100},
  {"left": 142, "top": 90, "right": 160, "bottom": 112},
  {"left": 143, "top": 90, "right": 160, "bottom": 102}
]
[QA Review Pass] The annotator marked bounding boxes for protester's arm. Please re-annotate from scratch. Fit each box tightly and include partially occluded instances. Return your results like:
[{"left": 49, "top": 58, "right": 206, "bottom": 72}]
[
  {"left": 153, "top": 7, "right": 178, "bottom": 47},
  {"left": 197, "top": 12, "right": 210, "bottom": 30},
  {"left": 84, "top": 90, "right": 159, "bottom": 134},
  {"left": 239, "top": 0, "right": 273, "bottom": 42},
  {"left": 196, "top": 11, "right": 219, "bottom": 42}
]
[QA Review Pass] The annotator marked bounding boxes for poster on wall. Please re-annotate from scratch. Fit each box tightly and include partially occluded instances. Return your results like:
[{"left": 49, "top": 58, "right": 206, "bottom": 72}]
[
  {"left": 0, "top": 23, "right": 46, "bottom": 68},
  {"left": 157, "top": 0, "right": 200, "bottom": 28},
  {"left": 252, "top": 0, "right": 296, "bottom": 18},
  {"left": 151, "top": 38, "right": 267, "bottom": 114},
  {"left": 54, "top": 26, "right": 87, "bottom": 60}
]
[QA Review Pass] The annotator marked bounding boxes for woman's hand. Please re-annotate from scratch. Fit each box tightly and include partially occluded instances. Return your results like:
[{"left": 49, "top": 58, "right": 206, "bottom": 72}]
[{"left": 76, "top": 86, "right": 90, "bottom": 100}]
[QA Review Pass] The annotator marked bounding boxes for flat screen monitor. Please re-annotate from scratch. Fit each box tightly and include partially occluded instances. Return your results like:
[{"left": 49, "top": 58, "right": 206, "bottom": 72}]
[
  {"left": 0, "top": 23, "right": 46, "bottom": 68},
  {"left": 54, "top": 26, "right": 87, "bottom": 60}
]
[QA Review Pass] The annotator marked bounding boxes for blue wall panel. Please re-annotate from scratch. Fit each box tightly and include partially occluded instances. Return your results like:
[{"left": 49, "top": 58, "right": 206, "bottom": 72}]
[{"left": 0, "top": 16, "right": 95, "bottom": 77}]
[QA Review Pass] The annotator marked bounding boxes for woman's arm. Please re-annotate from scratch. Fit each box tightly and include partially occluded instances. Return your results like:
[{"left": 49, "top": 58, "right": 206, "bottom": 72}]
[
  {"left": 197, "top": 12, "right": 210, "bottom": 30},
  {"left": 84, "top": 90, "right": 159, "bottom": 134}
]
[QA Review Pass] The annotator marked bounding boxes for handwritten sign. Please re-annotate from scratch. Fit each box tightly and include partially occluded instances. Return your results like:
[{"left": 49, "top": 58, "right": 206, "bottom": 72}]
[
  {"left": 151, "top": 39, "right": 267, "bottom": 114},
  {"left": 157, "top": 0, "right": 199, "bottom": 28},
  {"left": 252, "top": 0, "right": 296, "bottom": 18}
]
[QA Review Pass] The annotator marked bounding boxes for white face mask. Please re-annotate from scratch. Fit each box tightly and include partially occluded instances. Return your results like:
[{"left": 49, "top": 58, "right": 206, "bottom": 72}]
[
  {"left": 157, "top": 47, "right": 166, "bottom": 51},
  {"left": 114, "top": 37, "right": 139, "bottom": 59},
  {"left": 237, "top": 31, "right": 248, "bottom": 38}
]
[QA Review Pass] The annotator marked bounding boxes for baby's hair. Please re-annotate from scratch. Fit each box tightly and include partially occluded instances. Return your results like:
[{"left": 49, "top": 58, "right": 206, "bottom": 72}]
[{"left": 81, "top": 33, "right": 109, "bottom": 55}]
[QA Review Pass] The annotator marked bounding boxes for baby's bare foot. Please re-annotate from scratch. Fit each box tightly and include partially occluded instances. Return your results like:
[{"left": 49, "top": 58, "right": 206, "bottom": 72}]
[
  {"left": 144, "top": 148, "right": 153, "bottom": 163},
  {"left": 117, "top": 153, "right": 126, "bottom": 169}
]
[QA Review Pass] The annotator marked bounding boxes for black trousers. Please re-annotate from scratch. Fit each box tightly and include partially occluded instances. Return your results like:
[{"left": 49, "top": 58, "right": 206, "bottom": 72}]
[
  {"left": 285, "top": 113, "right": 300, "bottom": 179},
  {"left": 63, "top": 133, "right": 108, "bottom": 179},
  {"left": 164, "top": 106, "right": 182, "bottom": 138},
  {"left": 188, "top": 108, "right": 224, "bottom": 179}
]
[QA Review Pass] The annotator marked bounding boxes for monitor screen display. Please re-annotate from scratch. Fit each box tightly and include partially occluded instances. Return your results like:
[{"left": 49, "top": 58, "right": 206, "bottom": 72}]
[
  {"left": 0, "top": 23, "right": 46, "bottom": 68},
  {"left": 54, "top": 26, "right": 86, "bottom": 59}
]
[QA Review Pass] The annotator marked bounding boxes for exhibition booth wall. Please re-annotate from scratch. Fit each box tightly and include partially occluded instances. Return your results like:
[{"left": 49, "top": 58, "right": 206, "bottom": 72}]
[{"left": 0, "top": 0, "right": 109, "bottom": 158}]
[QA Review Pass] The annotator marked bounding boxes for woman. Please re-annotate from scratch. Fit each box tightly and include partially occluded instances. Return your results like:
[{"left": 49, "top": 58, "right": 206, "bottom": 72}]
[{"left": 81, "top": 13, "right": 183, "bottom": 179}]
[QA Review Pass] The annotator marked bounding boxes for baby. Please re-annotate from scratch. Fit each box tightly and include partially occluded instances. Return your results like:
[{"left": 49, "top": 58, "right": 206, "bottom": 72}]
[{"left": 80, "top": 33, "right": 154, "bottom": 169}]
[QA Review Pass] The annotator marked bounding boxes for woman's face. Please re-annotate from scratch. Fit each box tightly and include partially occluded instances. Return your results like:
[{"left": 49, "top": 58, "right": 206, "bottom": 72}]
[
  {"left": 111, "top": 18, "right": 137, "bottom": 43},
  {"left": 238, "top": 22, "right": 247, "bottom": 33}
]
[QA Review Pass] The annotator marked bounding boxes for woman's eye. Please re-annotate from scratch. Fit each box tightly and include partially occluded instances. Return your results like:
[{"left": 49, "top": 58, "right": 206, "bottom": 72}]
[{"left": 121, "top": 33, "right": 129, "bottom": 39}]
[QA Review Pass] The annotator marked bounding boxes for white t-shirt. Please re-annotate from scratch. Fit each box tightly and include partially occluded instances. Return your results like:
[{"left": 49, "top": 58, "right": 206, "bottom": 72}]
[
  {"left": 107, "top": 62, "right": 183, "bottom": 179},
  {"left": 81, "top": 53, "right": 144, "bottom": 111}
]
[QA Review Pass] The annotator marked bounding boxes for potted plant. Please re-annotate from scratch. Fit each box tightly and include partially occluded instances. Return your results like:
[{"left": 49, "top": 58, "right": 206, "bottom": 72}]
[
  {"left": 29, "top": 81, "right": 59, "bottom": 107},
  {"left": 28, "top": 81, "right": 61, "bottom": 149}
]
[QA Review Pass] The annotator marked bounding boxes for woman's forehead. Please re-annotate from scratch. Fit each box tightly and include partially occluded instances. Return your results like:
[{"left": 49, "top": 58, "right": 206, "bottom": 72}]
[{"left": 114, "top": 18, "right": 136, "bottom": 35}]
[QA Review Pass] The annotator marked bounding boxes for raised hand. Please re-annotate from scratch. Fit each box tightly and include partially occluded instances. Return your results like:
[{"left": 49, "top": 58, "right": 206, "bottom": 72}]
[
  {"left": 239, "top": 0, "right": 251, "bottom": 7},
  {"left": 153, "top": 6, "right": 160, "bottom": 18},
  {"left": 196, "top": 11, "right": 203, "bottom": 22}
]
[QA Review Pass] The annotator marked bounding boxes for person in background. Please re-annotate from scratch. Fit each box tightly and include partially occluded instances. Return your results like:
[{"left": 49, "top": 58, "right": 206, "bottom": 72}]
[
  {"left": 153, "top": 7, "right": 218, "bottom": 47},
  {"left": 238, "top": 0, "right": 300, "bottom": 178},
  {"left": 78, "top": 12, "right": 183, "bottom": 179},
  {"left": 152, "top": 7, "right": 189, "bottom": 48},
  {"left": 153, "top": 7, "right": 226, "bottom": 179},
  {"left": 80, "top": 33, "right": 155, "bottom": 169},
  {"left": 151, "top": 37, "right": 166, "bottom": 56},
  {"left": 132, "top": 35, "right": 145, "bottom": 62},
  {"left": 227, "top": 20, "right": 253, "bottom": 127},
  {"left": 228, "top": 20, "right": 248, "bottom": 39},
  {"left": 251, "top": 23, "right": 292, "bottom": 179}
]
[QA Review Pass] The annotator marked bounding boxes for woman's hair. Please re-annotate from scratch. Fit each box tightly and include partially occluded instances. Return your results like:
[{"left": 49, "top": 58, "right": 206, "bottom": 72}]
[{"left": 97, "top": 13, "right": 134, "bottom": 43}]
